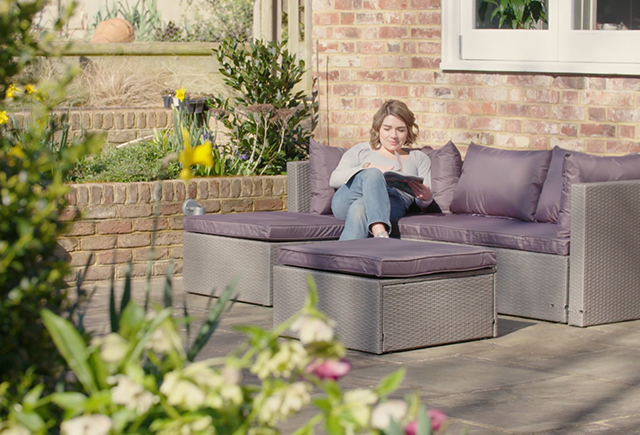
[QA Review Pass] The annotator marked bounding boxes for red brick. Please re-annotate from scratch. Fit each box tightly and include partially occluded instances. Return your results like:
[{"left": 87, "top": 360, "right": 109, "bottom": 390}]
[
  {"left": 584, "top": 139, "right": 605, "bottom": 153},
  {"left": 606, "top": 140, "right": 640, "bottom": 153},
  {"left": 255, "top": 198, "right": 284, "bottom": 211},
  {"left": 356, "top": 13, "right": 383, "bottom": 24},
  {"left": 161, "top": 183, "right": 174, "bottom": 201},
  {"left": 65, "top": 222, "right": 95, "bottom": 236},
  {"left": 333, "top": 84, "right": 361, "bottom": 96},
  {"left": 334, "top": 27, "right": 361, "bottom": 39},
  {"left": 97, "top": 221, "right": 132, "bottom": 234},
  {"left": 505, "top": 119, "right": 521, "bottom": 133},
  {"left": 524, "top": 89, "right": 559, "bottom": 104},
  {"left": 160, "top": 203, "right": 182, "bottom": 215},
  {"left": 334, "top": 0, "right": 361, "bottom": 9},
  {"left": 589, "top": 107, "right": 606, "bottom": 122},
  {"left": 120, "top": 205, "right": 153, "bottom": 218},
  {"left": 132, "top": 217, "right": 168, "bottom": 232},
  {"left": 470, "top": 117, "right": 503, "bottom": 131},
  {"left": 357, "top": 70, "right": 385, "bottom": 81},
  {"left": 82, "top": 236, "right": 117, "bottom": 250},
  {"left": 499, "top": 104, "right": 529, "bottom": 117},
  {"left": 609, "top": 108, "right": 640, "bottom": 123},
  {"left": 530, "top": 105, "right": 549, "bottom": 118},
  {"left": 560, "top": 124, "right": 578, "bottom": 137},
  {"left": 410, "top": 27, "right": 440, "bottom": 38},
  {"left": 552, "top": 106, "right": 585, "bottom": 121},
  {"left": 132, "top": 247, "right": 169, "bottom": 262},
  {"left": 70, "top": 252, "right": 95, "bottom": 267},
  {"left": 379, "top": 0, "right": 407, "bottom": 8},
  {"left": 580, "top": 124, "right": 616, "bottom": 137},
  {"left": 619, "top": 125, "right": 635, "bottom": 138},
  {"left": 402, "top": 12, "right": 417, "bottom": 25},
  {"left": 482, "top": 102, "right": 498, "bottom": 115},
  {"left": 341, "top": 13, "right": 355, "bottom": 24},
  {"left": 417, "top": 42, "right": 440, "bottom": 55},
  {"left": 201, "top": 199, "right": 221, "bottom": 213},
  {"left": 531, "top": 136, "right": 549, "bottom": 150},
  {"left": 103, "top": 185, "right": 114, "bottom": 204},
  {"left": 380, "top": 27, "right": 408, "bottom": 39},
  {"left": 90, "top": 185, "right": 102, "bottom": 205},
  {"left": 97, "top": 250, "right": 133, "bottom": 265},
  {"left": 583, "top": 91, "right": 634, "bottom": 106},
  {"left": 379, "top": 85, "right": 409, "bottom": 97},
  {"left": 384, "top": 12, "right": 402, "bottom": 24},
  {"left": 118, "top": 233, "right": 151, "bottom": 248},
  {"left": 83, "top": 266, "right": 113, "bottom": 282},
  {"left": 410, "top": 57, "right": 439, "bottom": 69},
  {"left": 314, "top": 12, "right": 340, "bottom": 25},
  {"left": 378, "top": 55, "right": 410, "bottom": 69},
  {"left": 506, "top": 75, "right": 534, "bottom": 87},
  {"left": 523, "top": 120, "right": 558, "bottom": 135},
  {"left": 409, "top": 0, "right": 439, "bottom": 8},
  {"left": 417, "top": 11, "right": 440, "bottom": 24},
  {"left": 447, "top": 102, "right": 484, "bottom": 115}
]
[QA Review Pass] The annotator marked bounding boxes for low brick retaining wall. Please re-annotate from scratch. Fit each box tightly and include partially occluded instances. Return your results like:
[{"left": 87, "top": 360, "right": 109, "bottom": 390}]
[{"left": 60, "top": 176, "right": 287, "bottom": 283}]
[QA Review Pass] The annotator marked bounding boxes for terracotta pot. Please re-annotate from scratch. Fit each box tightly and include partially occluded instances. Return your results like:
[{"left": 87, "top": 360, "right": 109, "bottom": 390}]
[{"left": 91, "top": 18, "right": 135, "bottom": 43}]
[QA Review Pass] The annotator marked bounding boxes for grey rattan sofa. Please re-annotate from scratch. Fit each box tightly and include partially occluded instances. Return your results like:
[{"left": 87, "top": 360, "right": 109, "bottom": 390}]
[{"left": 286, "top": 154, "right": 640, "bottom": 328}]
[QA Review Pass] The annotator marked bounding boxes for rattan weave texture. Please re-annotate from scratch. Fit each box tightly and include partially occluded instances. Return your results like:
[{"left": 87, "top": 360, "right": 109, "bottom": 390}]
[
  {"left": 569, "top": 180, "right": 640, "bottom": 326},
  {"left": 183, "top": 232, "right": 310, "bottom": 306},
  {"left": 273, "top": 265, "right": 496, "bottom": 354},
  {"left": 287, "top": 161, "right": 312, "bottom": 213}
]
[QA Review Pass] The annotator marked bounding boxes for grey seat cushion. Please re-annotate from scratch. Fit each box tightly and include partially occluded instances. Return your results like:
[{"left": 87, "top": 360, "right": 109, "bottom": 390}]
[
  {"left": 277, "top": 238, "right": 496, "bottom": 278},
  {"left": 183, "top": 212, "right": 344, "bottom": 241},
  {"left": 398, "top": 213, "right": 569, "bottom": 256}
]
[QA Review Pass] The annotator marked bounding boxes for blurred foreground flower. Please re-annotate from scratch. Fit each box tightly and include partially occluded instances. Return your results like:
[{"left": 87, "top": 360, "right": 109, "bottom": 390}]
[
  {"left": 60, "top": 414, "right": 112, "bottom": 435},
  {"left": 178, "top": 127, "right": 214, "bottom": 181},
  {"left": 371, "top": 399, "right": 408, "bottom": 430},
  {"left": 305, "top": 358, "right": 351, "bottom": 380},
  {"left": 405, "top": 409, "right": 448, "bottom": 434},
  {"left": 0, "top": 111, "right": 7, "bottom": 125},
  {"left": 6, "top": 83, "right": 19, "bottom": 98},
  {"left": 24, "top": 84, "right": 36, "bottom": 94},
  {"left": 291, "top": 314, "right": 335, "bottom": 344}
]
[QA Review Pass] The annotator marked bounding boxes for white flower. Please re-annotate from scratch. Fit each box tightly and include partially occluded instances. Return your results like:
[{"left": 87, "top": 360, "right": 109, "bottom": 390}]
[
  {"left": 251, "top": 341, "right": 308, "bottom": 380},
  {"left": 60, "top": 414, "right": 112, "bottom": 435},
  {"left": 0, "top": 425, "right": 30, "bottom": 435},
  {"left": 371, "top": 400, "right": 408, "bottom": 429},
  {"left": 258, "top": 382, "right": 310, "bottom": 426},
  {"left": 344, "top": 389, "right": 378, "bottom": 428},
  {"left": 150, "top": 326, "right": 173, "bottom": 355},
  {"left": 291, "top": 315, "right": 335, "bottom": 344},
  {"left": 161, "top": 371, "right": 206, "bottom": 411},
  {"left": 111, "top": 375, "right": 159, "bottom": 414},
  {"left": 95, "top": 333, "right": 129, "bottom": 363}
]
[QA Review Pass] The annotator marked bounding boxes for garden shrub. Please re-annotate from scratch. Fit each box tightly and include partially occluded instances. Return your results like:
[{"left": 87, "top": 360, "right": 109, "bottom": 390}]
[
  {"left": 0, "top": 0, "right": 101, "bottom": 390},
  {"left": 209, "top": 38, "right": 318, "bottom": 175}
]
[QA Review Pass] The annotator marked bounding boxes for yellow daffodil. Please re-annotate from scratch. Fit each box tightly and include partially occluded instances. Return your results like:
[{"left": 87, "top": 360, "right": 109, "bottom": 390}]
[
  {"left": 8, "top": 144, "right": 25, "bottom": 160},
  {"left": 175, "top": 87, "right": 186, "bottom": 102},
  {"left": 24, "top": 84, "right": 36, "bottom": 94},
  {"left": 178, "top": 127, "right": 214, "bottom": 182},
  {"left": 0, "top": 111, "right": 7, "bottom": 125},
  {"left": 6, "top": 84, "right": 19, "bottom": 98}
]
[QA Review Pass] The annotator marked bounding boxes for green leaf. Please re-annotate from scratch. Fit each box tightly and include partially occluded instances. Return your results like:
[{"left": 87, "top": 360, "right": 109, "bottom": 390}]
[
  {"left": 109, "top": 266, "right": 118, "bottom": 333},
  {"left": 385, "top": 419, "right": 405, "bottom": 435},
  {"left": 377, "top": 368, "right": 406, "bottom": 398},
  {"left": 15, "top": 410, "right": 46, "bottom": 433},
  {"left": 22, "top": 383, "right": 43, "bottom": 408},
  {"left": 41, "top": 309, "right": 98, "bottom": 394},
  {"left": 49, "top": 392, "right": 88, "bottom": 411},
  {"left": 305, "top": 275, "right": 318, "bottom": 309},
  {"left": 118, "top": 300, "right": 146, "bottom": 340},
  {"left": 417, "top": 404, "right": 432, "bottom": 435},
  {"left": 312, "top": 398, "right": 332, "bottom": 413},
  {"left": 121, "top": 261, "right": 133, "bottom": 315},
  {"left": 163, "top": 261, "right": 173, "bottom": 308},
  {"left": 325, "top": 416, "right": 346, "bottom": 435},
  {"left": 187, "top": 276, "right": 238, "bottom": 361},
  {"left": 323, "top": 381, "right": 342, "bottom": 402}
]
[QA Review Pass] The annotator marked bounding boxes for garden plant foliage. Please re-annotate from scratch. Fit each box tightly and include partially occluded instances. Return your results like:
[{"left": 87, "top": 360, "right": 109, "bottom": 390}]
[
  {"left": 0, "top": 0, "right": 101, "bottom": 389},
  {"left": 209, "top": 38, "right": 318, "bottom": 175}
]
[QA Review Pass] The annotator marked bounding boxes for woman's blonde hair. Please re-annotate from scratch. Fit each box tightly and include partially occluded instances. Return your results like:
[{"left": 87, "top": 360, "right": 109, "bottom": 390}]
[{"left": 369, "top": 99, "right": 419, "bottom": 150}]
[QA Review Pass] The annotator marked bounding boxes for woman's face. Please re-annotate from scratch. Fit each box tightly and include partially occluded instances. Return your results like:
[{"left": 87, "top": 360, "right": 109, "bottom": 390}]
[{"left": 379, "top": 115, "right": 409, "bottom": 154}]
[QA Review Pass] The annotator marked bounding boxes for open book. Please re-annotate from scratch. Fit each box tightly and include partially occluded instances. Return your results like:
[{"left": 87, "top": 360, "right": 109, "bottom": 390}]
[{"left": 384, "top": 171, "right": 423, "bottom": 196}]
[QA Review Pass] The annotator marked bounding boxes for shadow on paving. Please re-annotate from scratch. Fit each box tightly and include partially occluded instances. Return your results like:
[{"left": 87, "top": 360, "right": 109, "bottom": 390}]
[{"left": 79, "top": 277, "right": 640, "bottom": 435}]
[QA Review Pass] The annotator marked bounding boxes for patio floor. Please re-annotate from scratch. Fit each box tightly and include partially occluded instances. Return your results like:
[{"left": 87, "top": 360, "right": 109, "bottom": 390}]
[{"left": 83, "top": 277, "right": 640, "bottom": 435}]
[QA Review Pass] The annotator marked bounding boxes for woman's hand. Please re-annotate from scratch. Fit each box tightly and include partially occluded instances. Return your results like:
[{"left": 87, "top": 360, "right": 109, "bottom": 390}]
[{"left": 408, "top": 180, "right": 432, "bottom": 201}]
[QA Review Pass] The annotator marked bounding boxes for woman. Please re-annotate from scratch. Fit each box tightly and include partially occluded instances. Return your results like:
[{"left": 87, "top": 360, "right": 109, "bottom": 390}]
[{"left": 330, "top": 100, "right": 433, "bottom": 240}]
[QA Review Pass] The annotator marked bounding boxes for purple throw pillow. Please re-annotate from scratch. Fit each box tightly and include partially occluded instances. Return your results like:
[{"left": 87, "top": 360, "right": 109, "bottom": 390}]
[
  {"left": 309, "top": 138, "right": 347, "bottom": 214},
  {"left": 557, "top": 152, "right": 640, "bottom": 237},
  {"left": 418, "top": 141, "right": 463, "bottom": 213},
  {"left": 534, "top": 146, "right": 587, "bottom": 223},
  {"left": 449, "top": 143, "right": 552, "bottom": 222}
]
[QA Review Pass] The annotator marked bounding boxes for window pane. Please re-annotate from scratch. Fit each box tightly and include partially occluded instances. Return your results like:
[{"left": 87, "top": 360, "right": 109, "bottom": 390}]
[
  {"left": 475, "top": 0, "right": 548, "bottom": 29},
  {"left": 574, "top": 0, "right": 640, "bottom": 30}
]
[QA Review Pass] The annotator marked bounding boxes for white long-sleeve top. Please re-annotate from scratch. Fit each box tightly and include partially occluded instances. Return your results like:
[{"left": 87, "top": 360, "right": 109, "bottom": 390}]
[{"left": 329, "top": 142, "right": 433, "bottom": 208}]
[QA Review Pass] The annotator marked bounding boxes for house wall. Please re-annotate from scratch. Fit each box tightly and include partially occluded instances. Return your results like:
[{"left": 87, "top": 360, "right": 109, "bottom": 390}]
[{"left": 311, "top": 0, "right": 640, "bottom": 155}]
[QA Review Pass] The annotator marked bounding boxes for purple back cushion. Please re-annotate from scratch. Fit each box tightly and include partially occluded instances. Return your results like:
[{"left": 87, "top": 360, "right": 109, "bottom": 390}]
[
  {"left": 534, "top": 146, "right": 587, "bottom": 223},
  {"left": 309, "top": 139, "right": 347, "bottom": 214},
  {"left": 417, "top": 141, "right": 463, "bottom": 213},
  {"left": 449, "top": 143, "right": 552, "bottom": 222},
  {"left": 557, "top": 152, "right": 640, "bottom": 237}
]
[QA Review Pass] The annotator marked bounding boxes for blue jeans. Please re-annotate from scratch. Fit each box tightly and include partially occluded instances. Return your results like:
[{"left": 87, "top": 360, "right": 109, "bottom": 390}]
[{"left": 331, "top": 169, "right": 413, "bottom": 240}]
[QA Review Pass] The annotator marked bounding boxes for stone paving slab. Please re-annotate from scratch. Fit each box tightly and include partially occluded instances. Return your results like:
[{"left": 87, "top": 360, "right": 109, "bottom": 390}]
[{"left": 82, "top": 277, "right": 640, "bottom": 434}]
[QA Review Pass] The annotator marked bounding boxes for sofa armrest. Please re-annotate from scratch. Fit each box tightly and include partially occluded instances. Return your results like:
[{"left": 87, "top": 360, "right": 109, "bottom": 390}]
[
  {"left": 286, "top": 161, "right": 311, "bottom": 213},
  {"left": 568, "top": 179, "right": 640, "bottom": 326}
]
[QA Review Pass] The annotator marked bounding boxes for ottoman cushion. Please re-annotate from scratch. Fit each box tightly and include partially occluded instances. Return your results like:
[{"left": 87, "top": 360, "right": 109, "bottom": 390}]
[
  {"left": 277, "top": 238, "right": 496, "bottom": 278},
  {"left": 184, "top": 211, "right": 344, "bottom": 241}
]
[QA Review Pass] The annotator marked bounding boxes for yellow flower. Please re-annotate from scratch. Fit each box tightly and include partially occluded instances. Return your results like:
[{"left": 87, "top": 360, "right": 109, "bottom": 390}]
[
  {"left": 6, "top": 84, "right": 19, "bottom": 98},
  {"left": 175, "top": 87, "right": 186, "bottom": 102},
  {"left": 178, "top": 127, "right": 214, "bottom": 182},
  {"left": 24, "top": 84, "right": 36, "bottom": 94},
  {"left": 0, "top": 111, "right": 8, "bottom": 125}
]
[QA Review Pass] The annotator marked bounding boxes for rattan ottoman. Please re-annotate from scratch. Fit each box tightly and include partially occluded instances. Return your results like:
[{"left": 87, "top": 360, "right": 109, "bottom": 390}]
[
  {"left": 183, "top": 212, "right": 344, "bottom": 306},
  {"left": 273, "top": 238, "right": 498, "bottom": 354}
]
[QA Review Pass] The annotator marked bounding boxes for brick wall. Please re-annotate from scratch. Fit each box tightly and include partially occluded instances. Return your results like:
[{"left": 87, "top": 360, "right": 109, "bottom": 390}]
[
  {"left": 59, "top": 176, "right": 287, "bottom": 282},
  {"left": 11, "top": 107, "right": 173, "bottom": 145},
  {"left": 311, "top": 0, "right": 640, "bottom": 155}
]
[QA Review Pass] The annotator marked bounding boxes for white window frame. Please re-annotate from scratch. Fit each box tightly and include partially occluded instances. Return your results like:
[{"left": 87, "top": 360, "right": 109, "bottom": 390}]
[{"left": 441, "top": 0, "right": 640, "bottom": 76}]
